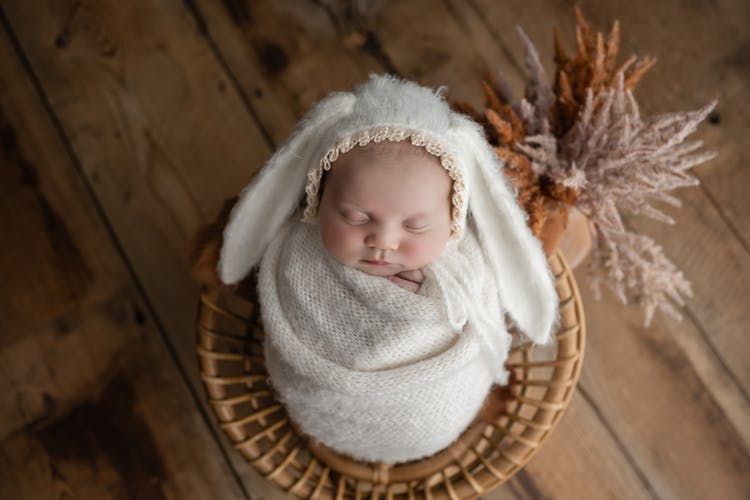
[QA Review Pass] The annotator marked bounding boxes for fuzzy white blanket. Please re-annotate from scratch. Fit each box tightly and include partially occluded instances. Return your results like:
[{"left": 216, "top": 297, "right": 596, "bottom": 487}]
[{"left": 259, "top": 221, "right": 510, "bottom": 463}]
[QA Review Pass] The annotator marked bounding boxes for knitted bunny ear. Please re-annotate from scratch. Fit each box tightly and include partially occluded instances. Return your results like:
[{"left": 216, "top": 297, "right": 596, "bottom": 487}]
[
  {"left": 452, "top": 115, "right": 558, "bottom": 344},
  {"left": 218, "top": 92, "right": 356, "bottom": 285}
]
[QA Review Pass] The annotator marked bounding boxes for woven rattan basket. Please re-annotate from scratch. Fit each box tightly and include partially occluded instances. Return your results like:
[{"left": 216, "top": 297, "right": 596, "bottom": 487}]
[{"left": 196, "top": 249, "right": 585, "bottom": 499}]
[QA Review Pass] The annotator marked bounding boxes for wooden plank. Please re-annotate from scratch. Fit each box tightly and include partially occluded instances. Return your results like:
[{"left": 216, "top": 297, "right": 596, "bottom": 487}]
[
  {"left": 0, "top": 15, "right": 246, "bottom": 499},
  {"left": 191, "top": 0, "right": 383, "bottom": 144},
  {"left": 575, "top": 278, "right": 750, "bottom": 499},
  {"left": 1, "top": 338, "right": 246, "bottom": 500},
  {"left": 627, "top": 182, "right": 750, "bottom": 448},
  {"left": 0, "top": 0, "right": 273, "bottom": 336},
  {"left": 486, "top": 391, "right": 655, "bottom": 500},
  {"left": 0, "top": 0, "right": 293, "bottom": 496}
]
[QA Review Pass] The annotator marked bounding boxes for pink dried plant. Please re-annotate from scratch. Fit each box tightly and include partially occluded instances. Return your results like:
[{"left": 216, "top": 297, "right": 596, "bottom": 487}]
[{"left": 462, "top": 9, "right": 717, "bottom": 325}]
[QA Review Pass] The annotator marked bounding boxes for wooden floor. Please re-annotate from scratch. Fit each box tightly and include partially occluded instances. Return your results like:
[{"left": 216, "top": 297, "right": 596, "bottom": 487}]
[{"left": 1, "top": 1, "right": 748, "bottom": 498}]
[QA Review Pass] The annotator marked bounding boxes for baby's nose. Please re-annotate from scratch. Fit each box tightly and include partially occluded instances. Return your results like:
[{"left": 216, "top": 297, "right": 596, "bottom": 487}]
[{"left": 365, "top": 227, "right": 399, "bottom": 251}]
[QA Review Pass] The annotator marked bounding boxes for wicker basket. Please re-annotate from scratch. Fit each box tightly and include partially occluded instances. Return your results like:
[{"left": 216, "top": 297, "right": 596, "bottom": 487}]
[{"left": 196, "top": 249, "right": 585, "bottom": 499}]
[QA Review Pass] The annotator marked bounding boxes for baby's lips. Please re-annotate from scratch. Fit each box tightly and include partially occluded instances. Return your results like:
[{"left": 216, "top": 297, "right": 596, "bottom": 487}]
[{"left": 361, "top": 259, "right": 392, "bottom": 266}]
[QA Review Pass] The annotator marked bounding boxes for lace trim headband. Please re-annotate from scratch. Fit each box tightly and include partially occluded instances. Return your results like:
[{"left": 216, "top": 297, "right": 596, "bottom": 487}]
[{"left": 301, "top": 126, "right": 466, "bottom": 239}]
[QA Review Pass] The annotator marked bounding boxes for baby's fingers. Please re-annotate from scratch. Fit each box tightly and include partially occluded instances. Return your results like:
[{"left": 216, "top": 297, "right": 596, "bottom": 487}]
[
  {"left": 388, "top": 275, "right": 421, "bottom": 293},
  {"left": 395, "top": 269, "right": 424, "bottom": 284}
]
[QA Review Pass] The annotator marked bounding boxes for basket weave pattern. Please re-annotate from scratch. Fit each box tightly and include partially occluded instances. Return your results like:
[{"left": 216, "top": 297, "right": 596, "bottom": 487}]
[{"left": 196, "top": 250, "right": 585, "bottom": 499}]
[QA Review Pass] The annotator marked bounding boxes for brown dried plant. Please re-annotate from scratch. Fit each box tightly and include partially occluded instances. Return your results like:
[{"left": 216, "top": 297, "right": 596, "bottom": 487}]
[
  {"left": 454, "top": 84, "right": 577, "bottom": 237},
  {"left": 552, "top": 6, "right": 657, "bottom": 135},
  {"left": 456, "top": 7, "right": 716, "bottom": 326}
]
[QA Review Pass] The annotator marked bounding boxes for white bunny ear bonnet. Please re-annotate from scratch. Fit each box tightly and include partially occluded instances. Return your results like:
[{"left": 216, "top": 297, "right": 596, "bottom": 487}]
[{"left": 219, "top": 74, "right": 558, "bottom": 344}]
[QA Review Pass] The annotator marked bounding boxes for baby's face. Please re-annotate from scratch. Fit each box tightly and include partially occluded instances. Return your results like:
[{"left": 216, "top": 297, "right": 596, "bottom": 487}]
[{"left": 318, "top": 141, "right": 453, "bottom": 277}]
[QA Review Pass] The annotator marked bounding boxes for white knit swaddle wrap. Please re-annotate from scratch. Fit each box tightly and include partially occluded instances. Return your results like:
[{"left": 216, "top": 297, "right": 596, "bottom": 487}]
[{"left": 259, "top": 220, "right": 510, "bottom": 463}]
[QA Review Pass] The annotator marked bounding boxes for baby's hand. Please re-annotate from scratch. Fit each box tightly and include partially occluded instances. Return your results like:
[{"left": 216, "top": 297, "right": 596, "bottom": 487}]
[{"left": 388, "top": 269, "right": 424, "bottom": 293}]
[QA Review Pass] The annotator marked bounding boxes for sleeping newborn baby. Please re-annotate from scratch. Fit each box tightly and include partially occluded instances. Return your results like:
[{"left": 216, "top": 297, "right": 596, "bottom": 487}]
[
  {"left": 217, "top": 75, "right": 558, "bottom": 463},
  {"left": 317, "top": 140, "right": 452, "bottom": 294}
]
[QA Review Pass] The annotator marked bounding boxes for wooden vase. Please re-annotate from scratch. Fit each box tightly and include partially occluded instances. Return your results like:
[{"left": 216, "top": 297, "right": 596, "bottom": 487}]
[{"left": 540, "top": 206, "right": 592, "bottom": 270}]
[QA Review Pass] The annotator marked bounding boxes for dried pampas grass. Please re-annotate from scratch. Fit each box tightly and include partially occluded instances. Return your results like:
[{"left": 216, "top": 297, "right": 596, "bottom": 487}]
[{"left": 456, "top": 7, "right": 716, "bottom": 326}]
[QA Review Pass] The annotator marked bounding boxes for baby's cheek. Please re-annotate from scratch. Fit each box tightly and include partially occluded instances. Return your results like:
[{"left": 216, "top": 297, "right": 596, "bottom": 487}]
[
  {"left": 403, "top": 237, "right": 446, "bottom": 268},
  {"left": 321, "top": 222, "right": 362, "bottom": 264}
]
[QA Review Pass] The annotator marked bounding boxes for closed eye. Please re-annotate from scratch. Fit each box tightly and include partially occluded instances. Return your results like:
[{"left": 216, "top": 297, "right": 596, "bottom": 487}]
[
  {"left": 346, "top": 218, "right": 369, "bottom": 225},
  {"left": 341, "top": 211, "right": 369, "bottom": 225}
]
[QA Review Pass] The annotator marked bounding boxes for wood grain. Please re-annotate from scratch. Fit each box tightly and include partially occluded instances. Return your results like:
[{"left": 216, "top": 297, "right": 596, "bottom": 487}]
[
  {"left": 0, "top": 14, "right": 247, "bottom": 498},
  {"left": 1, "top": 0, "right": 748, "bottom": 498},
  {"left": 0, "top": 0, "right": 287, "bottom": 496},
  {"left": 191, "top": 0, "right": 383, "bottom": 144},
  {"left": 471, "top": 0, "right": 750, "bottom": 394}
]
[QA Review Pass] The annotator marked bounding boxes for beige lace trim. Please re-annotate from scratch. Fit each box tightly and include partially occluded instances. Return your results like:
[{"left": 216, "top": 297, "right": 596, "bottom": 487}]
[{"left": 302, "top": 126, "right": 466, "bottom": 239}]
